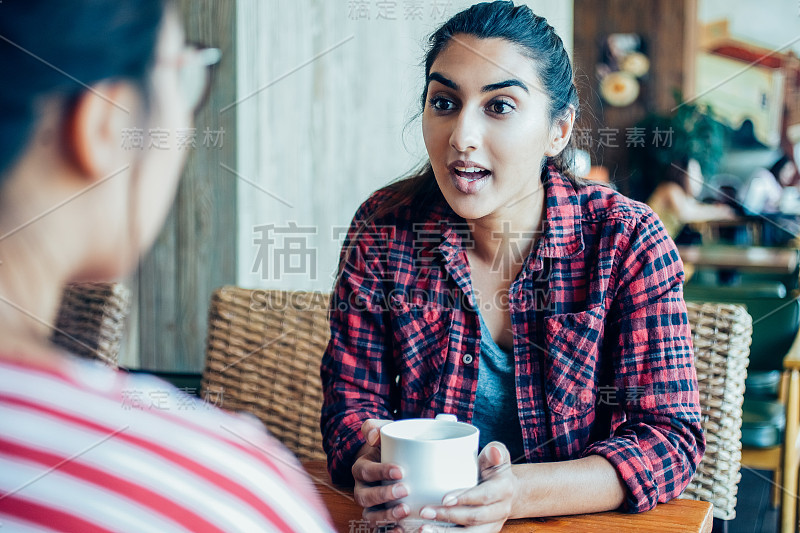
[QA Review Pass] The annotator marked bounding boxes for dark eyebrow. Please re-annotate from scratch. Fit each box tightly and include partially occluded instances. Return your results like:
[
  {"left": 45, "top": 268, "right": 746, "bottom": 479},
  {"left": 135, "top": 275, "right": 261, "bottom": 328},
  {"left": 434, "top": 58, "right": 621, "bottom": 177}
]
[
  {"left": 427, "top": 72, "right": 458, "bottom": 91},
  {"left": 427, "top": 72, "right": 529, "bottom": 95},
  {"left": 482, "top": 79, "right": 529, "bottom": 94}
]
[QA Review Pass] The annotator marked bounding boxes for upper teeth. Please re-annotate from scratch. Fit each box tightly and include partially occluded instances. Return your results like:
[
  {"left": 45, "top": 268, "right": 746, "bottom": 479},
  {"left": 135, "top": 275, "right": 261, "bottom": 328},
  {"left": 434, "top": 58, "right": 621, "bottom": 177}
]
[{"left": 455, "top": 166, "right": 484, "bottom": 173}]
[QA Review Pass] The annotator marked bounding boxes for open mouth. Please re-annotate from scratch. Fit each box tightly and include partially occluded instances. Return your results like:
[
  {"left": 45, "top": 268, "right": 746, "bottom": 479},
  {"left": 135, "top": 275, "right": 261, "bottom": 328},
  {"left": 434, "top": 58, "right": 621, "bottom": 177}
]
[
  {"left": 448, "top": 162, "right": 492, "bottom": 194},
  {"left": 447, "top": 160, "right": 492, "bottom": 194},
  {"left": 453, "top": 166, "right": 491, "bottom": 181}
]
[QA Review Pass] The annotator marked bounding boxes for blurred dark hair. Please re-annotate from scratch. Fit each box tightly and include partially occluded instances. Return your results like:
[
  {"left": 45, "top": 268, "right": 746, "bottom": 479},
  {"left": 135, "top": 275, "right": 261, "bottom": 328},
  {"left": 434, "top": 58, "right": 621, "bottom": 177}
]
[
  {"left": 0, "top": 0, "right": 167, "bottom": 179},
  {"left": 769, "top": 155, "right": 798, "bottom": 186},
  {"left": 372, "top": 0, "right": 582, "bottom": 221}
]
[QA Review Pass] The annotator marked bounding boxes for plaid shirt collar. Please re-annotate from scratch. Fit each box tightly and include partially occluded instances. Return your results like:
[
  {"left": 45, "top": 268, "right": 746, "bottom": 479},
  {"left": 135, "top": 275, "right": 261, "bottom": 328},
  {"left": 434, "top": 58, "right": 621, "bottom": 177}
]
[{"left": 432, "top": 165, "right": 585, "bottom": 264}]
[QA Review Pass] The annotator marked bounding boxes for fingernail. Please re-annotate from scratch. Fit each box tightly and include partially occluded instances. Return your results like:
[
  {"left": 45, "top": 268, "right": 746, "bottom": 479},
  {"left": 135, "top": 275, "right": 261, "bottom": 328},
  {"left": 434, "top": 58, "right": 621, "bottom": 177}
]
[
  {"left": 442, "top": 495, "right": 457, "bottom": 506},
  {"left": 367, "top": 429, "right": 378, "bottom": 446},
  {"left": 389, "top": 467, "right": 403, "bottom": 480},
  {"left": 421, "top": 528, "right": 433, "bottom": 533},
  {"left": 392, "top": 484, "right": 408, "bottom": 499},
  {"left": 420, "top": 507, "right": 436, "bottom": 520},
  {"left": 392, "top": 503, "right": 409, "bottom": 519}
]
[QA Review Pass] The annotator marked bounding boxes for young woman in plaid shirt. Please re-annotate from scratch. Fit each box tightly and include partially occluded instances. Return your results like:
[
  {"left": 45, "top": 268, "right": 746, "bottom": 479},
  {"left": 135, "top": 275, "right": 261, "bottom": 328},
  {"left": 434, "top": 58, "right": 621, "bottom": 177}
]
[{"left": 321, "top": 2, "right": 704, "bottom": 531}]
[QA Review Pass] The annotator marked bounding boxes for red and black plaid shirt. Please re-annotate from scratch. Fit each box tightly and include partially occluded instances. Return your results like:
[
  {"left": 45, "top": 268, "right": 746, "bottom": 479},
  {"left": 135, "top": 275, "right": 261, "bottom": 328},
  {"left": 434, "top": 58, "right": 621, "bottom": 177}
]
[{"left": 321, "top": 167, "right": 704, "bottom": 513}]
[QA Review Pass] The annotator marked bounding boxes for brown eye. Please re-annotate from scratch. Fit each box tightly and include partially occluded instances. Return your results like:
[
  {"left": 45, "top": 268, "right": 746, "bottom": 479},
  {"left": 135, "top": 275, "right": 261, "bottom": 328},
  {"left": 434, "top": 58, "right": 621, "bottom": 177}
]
[
  {"left": 430, "top": 97, "right": 456, "bottom": 111},
  {"left": 488, "top": 100, "right": 514, "bottom": 115}
]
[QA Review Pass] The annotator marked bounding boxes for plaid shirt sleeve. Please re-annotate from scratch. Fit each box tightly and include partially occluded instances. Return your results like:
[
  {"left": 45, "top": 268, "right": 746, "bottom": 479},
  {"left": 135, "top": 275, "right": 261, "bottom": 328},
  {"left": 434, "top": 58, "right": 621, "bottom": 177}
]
[
  {"left": 320, "top": 195, "right": 394, "bottom": 485},
  {"left": 580, "top": 210, "right": 705, "bottom": 513}
]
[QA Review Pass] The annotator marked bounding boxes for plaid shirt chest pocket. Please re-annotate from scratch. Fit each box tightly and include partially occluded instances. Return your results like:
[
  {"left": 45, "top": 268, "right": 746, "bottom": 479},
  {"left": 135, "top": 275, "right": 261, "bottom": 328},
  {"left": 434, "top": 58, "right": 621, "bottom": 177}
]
[
  {"left": 543, "top": 306, "right": 605, "bottom": 419},
  {"left": 389, "top": 299, "right": 452, "bottom": 415}
]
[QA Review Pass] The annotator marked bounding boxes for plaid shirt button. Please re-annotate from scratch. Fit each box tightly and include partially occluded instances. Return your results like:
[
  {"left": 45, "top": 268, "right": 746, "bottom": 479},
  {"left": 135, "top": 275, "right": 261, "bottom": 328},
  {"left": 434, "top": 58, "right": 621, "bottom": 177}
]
[{"left": 462, "top": 353, "right": 474, "bottom": 364}]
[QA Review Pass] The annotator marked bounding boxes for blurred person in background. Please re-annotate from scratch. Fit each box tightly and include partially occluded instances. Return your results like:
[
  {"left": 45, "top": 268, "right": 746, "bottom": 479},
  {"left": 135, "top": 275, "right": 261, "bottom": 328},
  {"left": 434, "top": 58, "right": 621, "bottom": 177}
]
[
  {"left": 738, "top": 155, "right": 800, "bottom": 215},
  {"left": 646, "top": 156, "right": 735, "bottom": 244},
  {"left": 737, "top": 155, "right": 800, "bottom": 246}
]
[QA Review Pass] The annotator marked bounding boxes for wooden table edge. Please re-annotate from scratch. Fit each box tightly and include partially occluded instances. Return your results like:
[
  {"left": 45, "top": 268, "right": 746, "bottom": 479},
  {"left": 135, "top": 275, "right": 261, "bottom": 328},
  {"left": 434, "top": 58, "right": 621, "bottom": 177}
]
[{"left": 301, "top": 460, "right": 714, "bottom": 532}]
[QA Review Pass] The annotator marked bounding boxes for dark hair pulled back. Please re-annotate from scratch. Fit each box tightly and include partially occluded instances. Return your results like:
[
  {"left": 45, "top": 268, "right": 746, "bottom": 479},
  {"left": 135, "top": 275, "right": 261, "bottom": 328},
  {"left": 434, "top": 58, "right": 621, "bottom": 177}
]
[
  {"left": 377, "top": 1, "right": 582, "bottom": 220},
  {"left": 0, "top": 0, "right": 167, "bottom": 179}
]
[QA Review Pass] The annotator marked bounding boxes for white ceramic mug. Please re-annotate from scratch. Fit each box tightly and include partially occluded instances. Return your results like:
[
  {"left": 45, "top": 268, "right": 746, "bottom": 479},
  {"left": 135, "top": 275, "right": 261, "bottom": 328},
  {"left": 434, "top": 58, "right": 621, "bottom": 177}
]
[{"left": 380, "top": 414, "right": 479, "bottom": 523}]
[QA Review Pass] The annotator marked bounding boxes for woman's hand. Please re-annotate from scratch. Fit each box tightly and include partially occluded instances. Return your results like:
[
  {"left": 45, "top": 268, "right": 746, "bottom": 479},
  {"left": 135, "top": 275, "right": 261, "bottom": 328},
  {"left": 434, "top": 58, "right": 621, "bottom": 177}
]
[
  {"left": 413, "top": 442, "right": 517, "bottom": 533},
  {"left": 351, "top": 419, "right": 411, "bottom": 526}
]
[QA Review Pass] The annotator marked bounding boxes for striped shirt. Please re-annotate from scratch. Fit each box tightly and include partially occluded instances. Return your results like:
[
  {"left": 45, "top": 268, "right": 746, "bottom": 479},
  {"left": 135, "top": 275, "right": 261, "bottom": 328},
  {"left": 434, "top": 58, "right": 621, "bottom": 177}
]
[{"left": 0, "top": 355, "right": 334, "bottom": 533}]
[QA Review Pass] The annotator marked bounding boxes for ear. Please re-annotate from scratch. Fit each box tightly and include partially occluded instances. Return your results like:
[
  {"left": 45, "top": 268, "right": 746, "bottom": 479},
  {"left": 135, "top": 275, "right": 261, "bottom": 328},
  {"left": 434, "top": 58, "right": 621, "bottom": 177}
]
[
  {"left": 544, "top": 105, "right": 576, "bottom": 157},
  {"left": 65, "top": 82, "right": 142, "bottom": 180}
]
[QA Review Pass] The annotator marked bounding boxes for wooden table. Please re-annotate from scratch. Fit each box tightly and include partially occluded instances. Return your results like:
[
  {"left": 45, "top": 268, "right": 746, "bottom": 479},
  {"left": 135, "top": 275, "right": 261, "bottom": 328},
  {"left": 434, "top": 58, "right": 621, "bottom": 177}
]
[
  {"left": 688, "top": 218, "right": 764, "bottom": 246},
  {"left": 678, "top": 244, "right": 799, "bottom": 274},
  {"left": 302, "top": 461, "right": 713, "bottom": 533}
]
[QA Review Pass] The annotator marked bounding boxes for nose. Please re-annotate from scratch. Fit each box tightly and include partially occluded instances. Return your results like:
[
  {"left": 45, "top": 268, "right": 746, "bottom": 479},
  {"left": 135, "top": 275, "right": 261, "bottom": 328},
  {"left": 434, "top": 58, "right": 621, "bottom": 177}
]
[{"left": 449, "top": 109, "right": 480, "bottom": 153}]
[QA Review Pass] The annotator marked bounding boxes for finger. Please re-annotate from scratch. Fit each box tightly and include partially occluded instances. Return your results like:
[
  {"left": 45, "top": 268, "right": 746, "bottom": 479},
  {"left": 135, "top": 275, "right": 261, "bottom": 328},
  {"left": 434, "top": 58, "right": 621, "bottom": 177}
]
[
  {"left": 418, "top": 501, "right": 506, "bottom": 531},
  {"left": 352, "top": 455, "right": 404, "bottom": 484},
  {"left": 478, "top": 443, "right": 511, "bottom": 480},
  {"left": 419, "top": 524, "right": 497, "bottom": 533},
  {"left": 435, "top": 474, "right": 510, "bottom": 509},
  {"left": 439, "top": 456, "right": 515, "bottom": 509},
  {"left": 362, "top": 500, "right": 410, "bottom": 525},
  {"left": 398, "top": 516, "right": 439, "bottom": 533},
  {"left": 353, "top": 481, "right": 409, "bottom": 509},
  {"left": 478, "top": 442, "right": 509, "bottom": 471},
  {"left": 360, "top": 419, "right": 392, "bottom": 447},
  {"left": 359, "top": 443, "right": 381, "bottom": 462}
]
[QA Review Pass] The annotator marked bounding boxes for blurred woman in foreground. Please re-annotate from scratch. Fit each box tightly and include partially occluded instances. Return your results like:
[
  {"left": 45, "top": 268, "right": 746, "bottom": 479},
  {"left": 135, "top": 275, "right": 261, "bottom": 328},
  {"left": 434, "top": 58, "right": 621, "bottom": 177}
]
[{"left": 0, "top": 2, "right": 332, "bottom": 531}]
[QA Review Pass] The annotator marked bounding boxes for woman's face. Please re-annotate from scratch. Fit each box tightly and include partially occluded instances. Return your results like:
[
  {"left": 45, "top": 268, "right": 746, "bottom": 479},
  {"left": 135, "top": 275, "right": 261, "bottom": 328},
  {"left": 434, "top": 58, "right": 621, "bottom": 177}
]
[{"left": 422, "top": 35, "right": 567, "bottom": 224}]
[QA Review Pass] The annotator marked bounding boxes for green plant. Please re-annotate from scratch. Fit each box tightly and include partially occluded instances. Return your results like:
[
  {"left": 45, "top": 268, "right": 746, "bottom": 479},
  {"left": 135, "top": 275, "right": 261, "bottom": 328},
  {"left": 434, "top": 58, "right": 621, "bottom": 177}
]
[{"left": 629, "top": 92, "right": 728, "bottom": 201}]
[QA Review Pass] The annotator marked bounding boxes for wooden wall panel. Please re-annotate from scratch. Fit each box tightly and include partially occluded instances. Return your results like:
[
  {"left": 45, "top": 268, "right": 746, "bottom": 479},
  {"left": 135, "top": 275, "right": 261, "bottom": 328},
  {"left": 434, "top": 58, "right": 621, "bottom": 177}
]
[
  {"left": 125, "top": 0, "right": 238, "bottom": 372},
  {"left": 573, "top": 0, "right": 697, "bottom": 194},
  {"left": 122, "top": 0, "right": 573, "bottom": 372},
  {"left": 235, "top": 0, "right": 574, "bottom": 293}
]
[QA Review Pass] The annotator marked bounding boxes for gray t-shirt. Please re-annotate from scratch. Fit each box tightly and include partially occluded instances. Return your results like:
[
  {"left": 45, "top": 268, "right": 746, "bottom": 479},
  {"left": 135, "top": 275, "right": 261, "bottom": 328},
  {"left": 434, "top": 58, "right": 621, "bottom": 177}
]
[{"left": 471, "top": 310, "right": 525, "bottom": 462}]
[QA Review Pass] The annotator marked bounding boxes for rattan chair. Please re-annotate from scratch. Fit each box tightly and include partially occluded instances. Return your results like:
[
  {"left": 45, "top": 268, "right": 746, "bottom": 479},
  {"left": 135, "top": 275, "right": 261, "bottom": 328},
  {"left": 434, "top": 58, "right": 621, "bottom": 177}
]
[
  {"left": 685, "top": 272, "right": 800, "bottom": 532},
  {"left": 681, "top": 302, "right": 753, "bottom": 522},
  {"left": 201, "top": 286, "right": 331, "bottom": 462},
  {"left": 51, "top": 282, "right": 131, "bottom": 368},
  {"left": 200, "top": 287, "right": 755, "bottom": 514}
]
